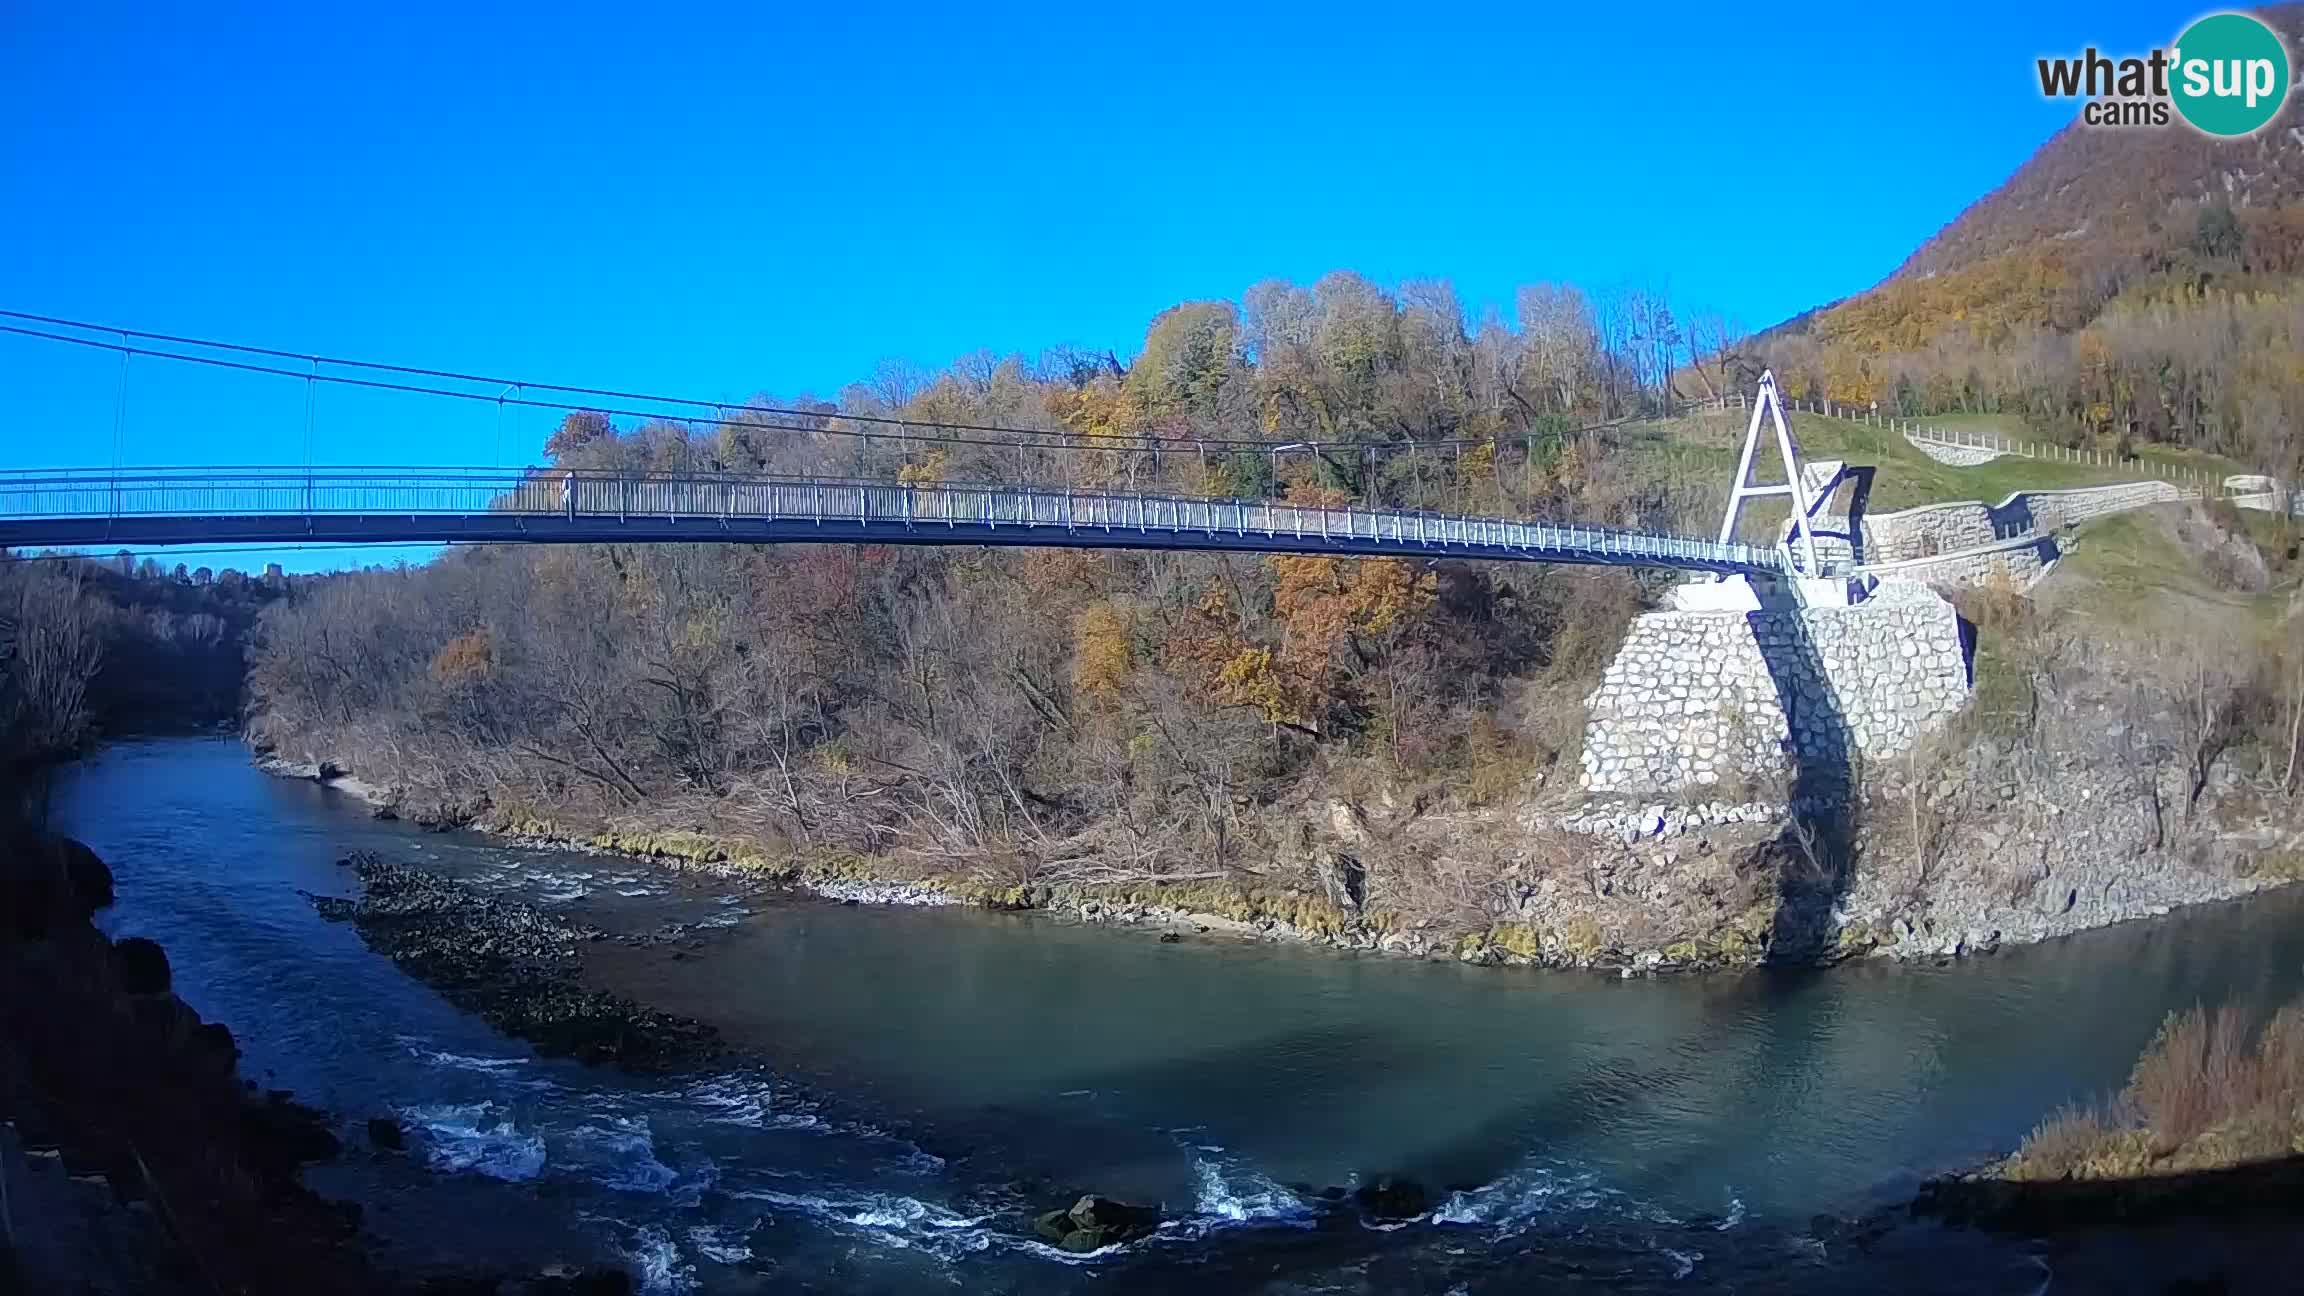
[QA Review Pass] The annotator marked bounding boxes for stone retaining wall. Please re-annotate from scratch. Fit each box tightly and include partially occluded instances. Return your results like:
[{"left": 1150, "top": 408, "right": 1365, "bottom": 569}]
[
  {"left": 1904, "top": 434, "right": 2009, "bottom": 466},
  {"left": 1856, "top": 535, "right": 2058, "bottom": 590},
  {"left": 1786, "top": 481, "right": 2188, "bottom": 587},
  {"left": 1580, "top": 581, "right": 1969, "bottom": 796},
  {"left": 1858, "top": 481, "right": 2186, "bottom": 563}
]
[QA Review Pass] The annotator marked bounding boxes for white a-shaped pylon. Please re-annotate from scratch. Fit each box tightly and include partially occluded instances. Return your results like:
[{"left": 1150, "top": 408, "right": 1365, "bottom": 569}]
[{"left": 1716, "top": 370, "right": 1820, "bottom": 577}]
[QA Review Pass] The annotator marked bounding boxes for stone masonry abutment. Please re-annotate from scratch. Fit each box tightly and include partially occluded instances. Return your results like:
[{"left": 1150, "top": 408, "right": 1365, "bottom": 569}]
[{"left": 1579, "top": 581, "right": 1969, "bottom": 797}]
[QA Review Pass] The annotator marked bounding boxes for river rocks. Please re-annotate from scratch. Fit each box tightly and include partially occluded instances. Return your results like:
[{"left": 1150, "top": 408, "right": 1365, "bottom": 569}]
[
  {"left": 806, "top": 878, "right": 957, "bottom": 906},
  {"left": 1556, "top": 799, "right": 1785, "bottom": 840},
  {"left": 411, "top": 1266, "right": 637, "bottom": 1295},
  {"left": 1913, "top": 1157, "right": 2304, "bottom": 1236},
  {"left": 367, "top": 1116, "right": 406, "bottom": 1151},
  {"left": 240, "top": 1090, "right": 345, "bottom": 1178},
  {"left": 113, "top": 935, "right": 172, "bottom": 993},
  {"left": 309, "top": 856, "right": 724, "bottom": 1073},
  {"left": 1032, "top": 1194, "right": 1162, "bottom": 1252},
  {"left": 1351, "top": 1175, "right": 1432, "bottom": 1221},
  {"left": 54, "top": 834, "right": 115, "bottom": 912},
  {"left": 1, "top": 831, "right": 123, "bottom": 938}
]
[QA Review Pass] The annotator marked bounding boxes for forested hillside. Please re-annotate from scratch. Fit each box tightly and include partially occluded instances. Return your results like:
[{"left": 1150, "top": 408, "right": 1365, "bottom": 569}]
[
  {"left": 247, "top": 272, "right": 1722, "bottom": 898},
  {"left": 1760, "top": 5, "right": 2304, "bottom": 472},
  {"left": 1895, "top": 5, "right": 2304, "bottom": 283},
  {"left": 1, "top": 557, "right": 281, "bottom": 777},
  {"left": 238, "top": 54, "right": 2304, "bottom": 947}
]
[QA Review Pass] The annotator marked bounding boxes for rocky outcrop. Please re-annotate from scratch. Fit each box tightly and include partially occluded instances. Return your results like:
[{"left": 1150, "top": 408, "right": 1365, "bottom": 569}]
[
  {"left": 0, "top": 830, "right": 372, "bottom": 1294},
  {"left": 257, "top": 676, "right": 2294, "bottom": 983},
  {"left": 1913, "top": 1158, "right": 2304, "bottom": 1238},
  {"left": 310, "top": 854, "right": 723, "bottom": 1072},
  {"left": 0, "top": 824, "right": 679, "bottom": 1295},
  {"left": 1830, "top": 741, "right": 2290, "bottom": 962}
]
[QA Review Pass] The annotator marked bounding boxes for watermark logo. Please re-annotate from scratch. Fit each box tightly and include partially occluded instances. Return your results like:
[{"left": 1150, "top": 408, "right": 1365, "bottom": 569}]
[{"left": 2037, "top": 11, "right": 2290, "bottom": 136}]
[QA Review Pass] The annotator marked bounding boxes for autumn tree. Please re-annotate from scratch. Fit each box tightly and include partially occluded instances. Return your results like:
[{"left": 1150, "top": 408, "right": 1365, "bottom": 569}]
[
  {"left": 1071, "top": 603, "right": 1132, "bottom": 707},
  {"left": 545, "top": 410, "right": 614, "bottom": 461},
  {"left": 1126, "top": 302, "right": 1241, "bottom": 416}
]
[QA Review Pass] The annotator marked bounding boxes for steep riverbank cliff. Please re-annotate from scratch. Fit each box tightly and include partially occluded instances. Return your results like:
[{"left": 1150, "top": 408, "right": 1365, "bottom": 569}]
[
  {"left": 244, "top": 482, "right": 2304, "bottom": 974},
  {"left": 0, "top": 829, "right": 400, "bottom": 1291},
  {"left": 207, "top": 378, "right": 2294, "bottom": 963},
  {"left": 260, "top": 560, "right": 2298, "bottom": 977},
  {"left": 0, "top": 823, "right": 650, "bottom": 1294}
]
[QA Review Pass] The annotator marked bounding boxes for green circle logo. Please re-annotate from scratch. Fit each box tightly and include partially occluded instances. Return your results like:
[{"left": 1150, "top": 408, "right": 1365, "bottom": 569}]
[{"left": 2170, "top": 13, "right": 2290, "bottom": 136}]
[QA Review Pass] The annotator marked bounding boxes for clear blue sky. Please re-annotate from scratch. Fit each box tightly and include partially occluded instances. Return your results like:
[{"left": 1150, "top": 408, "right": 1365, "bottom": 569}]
[{"left": 1, "top": 0, "right": 2188, "bottom": 568}]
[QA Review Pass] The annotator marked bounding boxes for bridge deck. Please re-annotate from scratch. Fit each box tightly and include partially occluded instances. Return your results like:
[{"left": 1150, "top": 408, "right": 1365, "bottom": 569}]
[{"left": 0, "top": 469, "right": 1781, "bottom": 574}]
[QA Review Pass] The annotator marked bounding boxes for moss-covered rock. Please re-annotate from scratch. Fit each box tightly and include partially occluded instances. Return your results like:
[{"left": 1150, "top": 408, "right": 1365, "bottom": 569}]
[
  {"left": 1833, "top": 920, "right": 1878, "bottom": 958},
  {"left": 1710, "top": 904, "right": 1774, "bottom": 961},
  {"left": 2250, "top": 850, "right": 2304, "bottom": 882},
  {"left": 1557, "top": 914, "right": 1607, "bottom": 960},
  {"left": 1095, "top": 880, "right": 1354, "bottom": 937},
  {"left": 1487, "top": 922, "right": 1547, "bottom": 961},
  {"left": 586, "top": 829, "right": 730, "bottom": 862},
  {"left": 1031, "top": 1195, "right": 1160, "bottom": 1252}
]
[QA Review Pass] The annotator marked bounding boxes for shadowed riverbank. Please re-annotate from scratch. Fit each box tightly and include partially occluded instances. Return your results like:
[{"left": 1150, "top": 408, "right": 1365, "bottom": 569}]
[{"left": 17, "top": 737, "right": 2304, "bottom": 1292}]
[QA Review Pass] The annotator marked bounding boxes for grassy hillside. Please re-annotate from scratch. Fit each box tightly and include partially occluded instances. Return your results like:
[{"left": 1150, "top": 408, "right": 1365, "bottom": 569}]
[
  {"left": 1955, "top": 499, "right": 2300, "bottom": 747},
  {"left": 2051, "top": 505, "right": 2301, "bottom": 621},
  {"left": 1605, "top": 408, "right": 2200, "bottom": 545}
]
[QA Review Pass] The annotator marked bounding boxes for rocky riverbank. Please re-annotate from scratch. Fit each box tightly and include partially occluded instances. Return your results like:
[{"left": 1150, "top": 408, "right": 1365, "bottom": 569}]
[
  {"left": 309, "top": 854, "right": 725, "bottom": 1072},
  {"left": 1893, "top": 1000, "right": 2304, "bottom": 1294},
  {"left": 258, "top": 724, "right": 2298, "bottom": 979},
  {"left": 1825, "top": 731, "right": 2302, "bottom": 962},
  {"left": 0, "top": 826, "right": 643, "bottom": 1295}
]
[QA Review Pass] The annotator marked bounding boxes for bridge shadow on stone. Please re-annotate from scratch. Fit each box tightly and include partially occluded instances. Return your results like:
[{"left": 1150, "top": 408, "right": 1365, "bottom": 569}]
[
  {"left": 1813, "top": 465, "right": 1876, "bottom": 566},
  {"left": 1745, "top": 584, "right": 1854, "bottom": 965}
]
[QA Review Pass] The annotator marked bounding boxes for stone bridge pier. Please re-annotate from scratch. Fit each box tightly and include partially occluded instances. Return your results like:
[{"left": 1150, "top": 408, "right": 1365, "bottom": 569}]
[{"left": 1579, "top": 580, "right": 1970, "bottom": 796}]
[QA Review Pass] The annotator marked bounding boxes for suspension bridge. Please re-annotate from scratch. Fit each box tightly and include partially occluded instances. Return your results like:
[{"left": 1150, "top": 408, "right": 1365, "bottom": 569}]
[
  {"left": 0, "top": 313, "right": 1802, "bottom": 577},
  {"left": 0, "top": 468, "right": 1783, "bottom": 574}
]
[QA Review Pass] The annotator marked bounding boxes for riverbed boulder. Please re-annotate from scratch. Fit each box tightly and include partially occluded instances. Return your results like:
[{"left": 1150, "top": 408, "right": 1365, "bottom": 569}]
[
  {"left": 513, "top": 1271, "right": 637, "bottom": 1296},
  {"left": 193, "top": 1020, "right": 240, "bottom": 1072},
  {"left": 55, "top": 835, "right": 115, "bottom": 913},
  {"left": 240, "top": 1092, "right": 344, "bottom": 1174},
  {"left": 1, "top": 833, "right": 117, "bottom": 937},
  {"left": 1033, "top": 1194, "right": 1161, "bottom": 1251},
  {"left": 1351, "top": 1175, "right": 1432, "bottom": 1220},
  {"left": 367, "top": 1116, "right": 406, "bottom": 1151},
  {"left": 114, "top": 935, "right": 172, "bottom": 994}
]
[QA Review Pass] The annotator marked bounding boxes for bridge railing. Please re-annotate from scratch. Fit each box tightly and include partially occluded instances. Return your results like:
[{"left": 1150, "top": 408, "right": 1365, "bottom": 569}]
[{"left": 0, "top": 467, "right": 1783, "bottom": 573}]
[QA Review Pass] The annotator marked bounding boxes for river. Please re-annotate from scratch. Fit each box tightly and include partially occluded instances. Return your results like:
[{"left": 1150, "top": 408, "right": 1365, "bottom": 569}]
[{"left": 49, "top": 737, "right": 2304, "bottom": 1293}]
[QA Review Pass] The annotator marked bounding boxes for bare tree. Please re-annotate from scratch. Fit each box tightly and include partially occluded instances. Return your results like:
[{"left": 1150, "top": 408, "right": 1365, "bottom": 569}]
[
  {"left": 0, "top": 559, "right": 106, "bottom": 765},
  {"left": 1515, "top": 283, "right": 1596, "bottom": 414}
]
